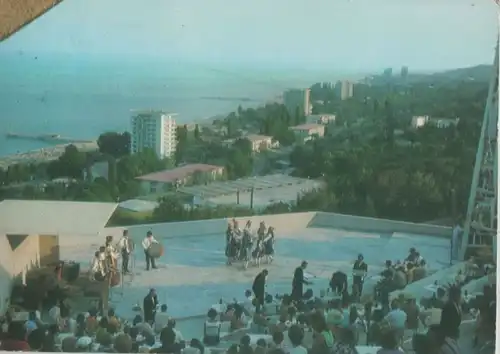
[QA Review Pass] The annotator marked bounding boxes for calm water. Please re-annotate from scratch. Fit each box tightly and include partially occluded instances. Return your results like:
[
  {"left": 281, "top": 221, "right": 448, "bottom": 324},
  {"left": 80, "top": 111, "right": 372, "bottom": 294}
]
[{"left": 0, "top": 55, "right": 336, "bottom": 156}]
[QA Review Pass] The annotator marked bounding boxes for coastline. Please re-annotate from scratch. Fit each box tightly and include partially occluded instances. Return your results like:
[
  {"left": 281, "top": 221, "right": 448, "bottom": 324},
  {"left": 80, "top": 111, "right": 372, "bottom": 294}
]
[{"left": 0, "top": 141, "right": 98, "bottom": 170}]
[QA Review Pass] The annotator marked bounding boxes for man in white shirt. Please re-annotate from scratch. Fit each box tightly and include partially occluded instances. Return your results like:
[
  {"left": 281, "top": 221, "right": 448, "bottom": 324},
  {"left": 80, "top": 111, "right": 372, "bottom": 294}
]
[
  {"left": 154, "top": 304, "right": 169, "bottom": 333},
  {"left": 91, "top": 251, "right": 105, "bottom": 280},
  {"left": 142, "top": 231, "right": 158, "bottom": 270},
  {"left": 117, "top": 229, "right": 133, "bottom": 274}
]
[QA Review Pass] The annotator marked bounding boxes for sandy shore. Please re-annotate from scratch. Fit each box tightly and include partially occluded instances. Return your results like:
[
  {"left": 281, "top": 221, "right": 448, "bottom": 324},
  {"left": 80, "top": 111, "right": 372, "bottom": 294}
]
[{"left": 0, "top": 141, "right": 98, "bottom": 170}]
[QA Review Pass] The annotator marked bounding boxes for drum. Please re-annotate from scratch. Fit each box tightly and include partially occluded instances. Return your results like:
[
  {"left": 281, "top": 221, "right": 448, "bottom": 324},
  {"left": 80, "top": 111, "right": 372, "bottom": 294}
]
[
  {"left": 352, "top": 269, "right": 366, "bottom": 277},
  {"left": 148, "top": 243, "right": 164, "bottom": 259},
  {"left": 110, "top": 272, "right": 121, "bottom": 287},
  {"left": 62, "top": 262, "right": 80, "bottom": 283}
]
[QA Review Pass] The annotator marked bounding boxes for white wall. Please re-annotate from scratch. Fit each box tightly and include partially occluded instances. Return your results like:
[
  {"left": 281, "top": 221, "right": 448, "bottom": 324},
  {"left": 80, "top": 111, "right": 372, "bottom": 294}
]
[{"left": 310, "top": 212, "right": 452, "bottom": 238}]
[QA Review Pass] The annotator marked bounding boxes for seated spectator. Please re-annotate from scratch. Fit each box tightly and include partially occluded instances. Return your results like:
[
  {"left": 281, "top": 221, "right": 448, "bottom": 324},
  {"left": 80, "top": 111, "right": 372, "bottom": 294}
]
[
  {"left": 0, "top": 321, "right": 30, "bottom": 351},
  {"left": 75, "top": 313, "right": 87, "bottom": 337},
  {"left": 271, "top": 330, "right": 288, "bottom": 352},
  {"left": 227, "top": 343, "right": 239, "bottom": 354},
  {"left": 239, "top": 335, "right": 254, "bottom": 354},
  {"left": 186, "top": 338, "right": 204, "bottom": 354},
  {"left": 151, "top": 327, "right": 184, "bottom": 353},
  {"left": 75, "top": 336, "right": 93, "bottom": 352},
  {"left": 24, "top": 311, "right": 38, "bottom": 335},
  {"left": 403, "top": 297, "right": 420, "bottom": 331},
  {"left": 98, "top": 331, "right": 115, "bottom": 353},
  {"left": 107, "top": 308, "right": 121, "bottom": 334},
  {"left": 114, "top": 333, "right": 133, "bottom": 353},
  {"left": 230, "top": 305, "right": 247, "bottom": 331},
  {"left": 85, "top": 309, "right": 99, "bottom": 335},
  {"left": 377, "top": 329, "right": 404, "bottom": 354},
  {"left": 383, "top": 300, "right": 407, "bottom": 344},
  {"left": 48, "top": 303, "right": 61, "bottom": 325},
  {"left": 310, "top": 311, "right": 334, "bottom": 354},
  {"left": 427, "top": 324, "right": 460, "bottom": 354},
  {"left": 241, "top": 289, "right": 255, "bottom": 315},
  {"left": 133, "top": 315, "right": 155, "bottom": 340},
  {"left": 41, "top": 324, "right": 58, "bottom": 352},
  {"left": 95, "top": 317, "right": 109, "bottom": 344},
  {"left": 27, "top": 327, "right": 45, "bottom": 351},
  {"left": 154, "top": 304, "right": 170, "bottom": 333},
  {"left": 288, "top": 324, "right": 307, "bottom": 354},
  {"left": 61, "top": 335, "right": 78, "bottom": 352},
  {"left": 203, "top": 308, "right": 221, "bottom": 346},
  {"left": 166, "top": 318, "right": 184, "bottom": 343},
  {"left": 331, "top": 327, "right": 358, "bottom": 354}
]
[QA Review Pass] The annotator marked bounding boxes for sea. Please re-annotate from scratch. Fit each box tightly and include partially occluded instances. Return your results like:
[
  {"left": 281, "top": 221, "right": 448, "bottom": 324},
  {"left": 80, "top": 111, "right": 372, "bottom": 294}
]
[{"left": 0, "top": 54, "right": 344, "bottom": 157}]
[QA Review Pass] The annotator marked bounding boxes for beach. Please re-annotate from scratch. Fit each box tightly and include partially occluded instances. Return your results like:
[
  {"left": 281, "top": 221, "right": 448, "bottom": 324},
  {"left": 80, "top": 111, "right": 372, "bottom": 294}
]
[{"left": 0, "top": 141, "right": 98, "bottom": 170}]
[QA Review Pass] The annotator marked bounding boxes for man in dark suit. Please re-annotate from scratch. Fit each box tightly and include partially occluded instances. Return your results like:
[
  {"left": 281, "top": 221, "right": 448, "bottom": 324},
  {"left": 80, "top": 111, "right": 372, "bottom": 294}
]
[
  {"left": 143, "top": 288, "right": 159, "bottom": 325},
  {"left": 353, "top": 254, "right": 368, "bottom": 296},
  {"left": 291, "top": 261, "right": 311, "bottom": 302},
  {"left": 440, "top": 285, "right": 462, "bottom": 338},
  {"left": 252, "top": 269, "right": 268, "bottom": 313}
]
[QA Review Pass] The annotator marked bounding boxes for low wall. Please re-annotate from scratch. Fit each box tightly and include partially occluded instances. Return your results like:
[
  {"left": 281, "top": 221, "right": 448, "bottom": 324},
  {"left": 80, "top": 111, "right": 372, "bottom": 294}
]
[
  {"left": 309, "top": 212, "right": 452, "bottom": 238},
  {"left": 109, "top": 212, "right": 317, "bottom": 241}
]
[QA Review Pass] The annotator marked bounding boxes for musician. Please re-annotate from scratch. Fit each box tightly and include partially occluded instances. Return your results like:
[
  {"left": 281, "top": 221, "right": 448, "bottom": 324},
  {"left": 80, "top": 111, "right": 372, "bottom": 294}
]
[
  {"left": 405, "top": 248, "right": 418, "bottom": 264},
  {"left": 352, "top": 254, "right": 368, "bottom": 296},
  {"left": 291, "top": 261, "right": 311, "bottom": 302},
  {"left": 263, "top": 227, "right": 275, "bottom": 262},
  {"left": 252, "top": 269, "right": 268, "bottom": 313},
  {"left": 91, "top": 251, "right": 105, "bottom": 281},
  {"left": 143, "top": 288, "right": 159, "bottom": 325},
  {"left": 98, "top": 246, "right": 108, "bottom": 274},
  {"left": 330, "top": 270, "right": 348, "bottom": 295},
  {"left": 117, "top": 229, "right": 133, "bottom": 274},
  {"left": 105, "top": 236, "right": 118, "bottom": 271},
  {"left": 142, "top": 231, "right": 159, "bottom": 271}
]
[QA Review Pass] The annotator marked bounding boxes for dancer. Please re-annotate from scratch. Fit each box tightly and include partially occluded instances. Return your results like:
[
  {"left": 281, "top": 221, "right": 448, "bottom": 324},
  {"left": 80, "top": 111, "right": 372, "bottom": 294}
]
[
  {"left": 352, "top": 254, "right": 368, "bottom": 297},
  {"left": 263, "top": 227, "right": 275, "bottom": 263},
  {"left": 252, "top": 269, "right": 268, "bottom": 313},
  {"left": 241, "top": 223, "right": 253, "bottom": 269},
  {"left": 91, "top": 251, "right": 105, "bottom": 281},
  {"left": 142, "top": 231, "right": 159, "bottom": 271},
  {"left": 117, "top": 229, "right": 133, "bottom": 274},
  {"left": 292, "top": 261, "right": 311, "bottom": 302},
  {"left": 143, "top": 288, "right": 159, "bottom": 325},
  {"left": 105, "top": 236, "right": 119, "bottom": 271}
]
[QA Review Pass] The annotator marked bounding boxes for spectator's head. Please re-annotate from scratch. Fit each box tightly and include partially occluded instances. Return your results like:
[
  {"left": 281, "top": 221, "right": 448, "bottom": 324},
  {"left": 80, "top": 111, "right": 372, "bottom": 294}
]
[
  {"left": 167, "top": 318, "right": 176, "bottom": 328},
  {"left": 160, "top": 327, "right": 176, "bottom": 346},
  {"left": 379, "top": 329, "right": 399, "bottom": 350},
  {"left": 245, "top": 290, "right": 252, "bottom": 298},
  {"left": 61, "top": 336, "right": 78, "bottom": 352},
  {"left": 133, "top": 315, "right": 143, "bottom": 326},
  {"left": 272, "top": 330, "right": 284, "bottom": 345},
  {"left": 114, "top": 333, "right": 133, "bottom": 353},
  {"left": 147, "top": 231, "right": 153, "bottom": 238},
  {"left": 385, "top": 260, "right": 392, "bottom": 268},
  {"left": 161, "top": 304, "right": 168, "bottom": 312},
  {"left": 98, "top": 331, "right": 113, "bottom": 347},
  {"left": 436, "top": 287, "right": 446, "bottom": 299},
  {"left": 227, "top": 344, "right": 239, "bottom": 354},
  {"left": 99, "top": 317, "right": 108, "bottom": 328},
  {"left": 301, "top": 261, "right": 308, "bottom": 269},
  {"left": 207, "top": 308, "right": 218, "bottom": 320},
  {"left": 336, "top": 327, "right": 356, "bottom": 346},
  {"left": 190, "top": 338, "right": 204, "bottom": 354},
  {"left": 256, "top": 338, "right": 267, "bottom": 348},
  {"left": 310, "top": 311, "right": 328, "bottom": 333},
  {"left": 27, "top": 328, "right": 45, "bottom": 350},
  {"left": 76, "top": 313, "right": 85, "bottom": 325},
  {"left": 288, "top": 324, "right": 304, "bottom": 347},
  {"left": 240, "top": 335, "right": 251, "bottom": 347},
  {"left": 107, "top": 309, "right": 115, "bottom": 317},
  {"left": 75, "top": 336, "right": 93, "bottom": 352}
]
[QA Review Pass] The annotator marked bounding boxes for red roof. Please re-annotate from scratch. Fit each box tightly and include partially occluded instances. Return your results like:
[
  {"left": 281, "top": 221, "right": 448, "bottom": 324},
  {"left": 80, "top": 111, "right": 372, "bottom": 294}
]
[{"left": 136, "top": 164, "right": 224, "bottom": 183}]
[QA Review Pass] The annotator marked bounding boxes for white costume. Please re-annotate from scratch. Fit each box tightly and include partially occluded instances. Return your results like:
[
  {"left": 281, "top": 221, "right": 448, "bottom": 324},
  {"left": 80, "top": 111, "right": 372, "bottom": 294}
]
[
  {"left": 142, "top": 236, "right": 158, "bottom": 250},
  {"left": 117, "top": 236, "right": 132, "bottom": 254}
]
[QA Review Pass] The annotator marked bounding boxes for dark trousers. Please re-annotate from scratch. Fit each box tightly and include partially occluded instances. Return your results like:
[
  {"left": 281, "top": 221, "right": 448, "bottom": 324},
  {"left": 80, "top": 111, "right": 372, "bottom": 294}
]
[
  {"left": 254, "top": 292, "right": 264, "bottom": 313},
  {"left": 353, "top": 276, "right": 364, "bottom": 295},
  {"left": 122, "top": 251, "right": 130, "bottom": 273},
  {"left": 144, "top": 310, "right": 156, "bottom": 325},
  {"left": 145, "top": 250, "right": 156, "bottom": 270}
]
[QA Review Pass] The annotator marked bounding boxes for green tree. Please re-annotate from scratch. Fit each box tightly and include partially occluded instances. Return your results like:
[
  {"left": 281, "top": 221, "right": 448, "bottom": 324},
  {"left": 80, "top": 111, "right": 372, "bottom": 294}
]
[
  {"left": 194, "top": 124, "right": 201, "bottom": 141},
  {"left": 97, "top": 132, "right": 131, "bottom": 158}
]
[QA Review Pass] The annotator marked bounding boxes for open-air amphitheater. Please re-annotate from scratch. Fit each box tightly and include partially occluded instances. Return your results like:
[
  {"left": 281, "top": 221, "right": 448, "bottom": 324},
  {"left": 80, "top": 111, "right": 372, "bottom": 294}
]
[{"left": 0, "top": 199, "right": 494, "bottom": 353}]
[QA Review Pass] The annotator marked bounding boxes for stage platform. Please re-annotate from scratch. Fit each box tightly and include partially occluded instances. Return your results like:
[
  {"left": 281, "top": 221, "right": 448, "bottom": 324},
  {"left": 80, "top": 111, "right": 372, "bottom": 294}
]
[{"left": 98, "top": 227, "right": 452, "bottom": 321}]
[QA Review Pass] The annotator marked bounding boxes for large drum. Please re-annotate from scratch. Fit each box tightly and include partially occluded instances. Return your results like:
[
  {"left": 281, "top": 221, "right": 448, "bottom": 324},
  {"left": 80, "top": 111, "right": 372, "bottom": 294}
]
[{"left": 148, "top": 243, "right": 164, "bottom": 259}]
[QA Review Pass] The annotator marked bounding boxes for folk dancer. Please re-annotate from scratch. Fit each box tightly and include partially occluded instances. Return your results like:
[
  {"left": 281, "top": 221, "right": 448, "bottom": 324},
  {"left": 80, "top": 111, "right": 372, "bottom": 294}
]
[
  {"left": 225, "top": 223, "right": 237, "bottom": 265},
  {"left": 352, "top": 254, "right": 368, "bottom": 297},
  {"left": 241, "top": 223, "right": 253, "bottom": 268},
  {"left": 263, "top": 227, "right": 275, "bottom": 263},
  {"left": 142, "top": 231, "right": 159, "bottom": 271},
  {"left": 252, "top": 269, "right": 268, "bottom": 313},
  {"left": 291, "top": 261, "right": 311, "bottom": 302},
  {"left": 117, "top": 229, "right": 133, "bottom": 274},
  {"left": 257, "top": 222, "right": 266, "bottom": 240}
]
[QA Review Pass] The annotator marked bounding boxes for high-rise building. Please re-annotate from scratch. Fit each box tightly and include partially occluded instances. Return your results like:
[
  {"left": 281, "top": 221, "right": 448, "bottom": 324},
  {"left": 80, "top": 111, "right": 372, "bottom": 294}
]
[
  {"left": 383, "top": 68, "right": 393, "bottom": 78},
  {"left": 130, "top": 111, "right": 177, "bottom": 158},
  {"left": 336, "top": 80, "right": 354, "bottom": 100},
  {"left": 283, "top": 88, "right": 312, "bottom": 116},
  {"left": 401, "top": 66, "right": 409, "bottom": 80}
]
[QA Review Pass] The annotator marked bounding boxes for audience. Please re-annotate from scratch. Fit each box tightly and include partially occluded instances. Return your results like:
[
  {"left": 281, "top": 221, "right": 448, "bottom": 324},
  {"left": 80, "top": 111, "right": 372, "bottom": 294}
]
[
  {"left": 154, "top": 305, "right": 170, "bottom": 333},
  {"left": 310, "top": 311, "right": 334, "bottom": 354},
  {"left": 376, "top": 330, "right": 404, "bottom": 354},
  {"left": 287, "top": 324, "right": 307, "bottom": 354}
]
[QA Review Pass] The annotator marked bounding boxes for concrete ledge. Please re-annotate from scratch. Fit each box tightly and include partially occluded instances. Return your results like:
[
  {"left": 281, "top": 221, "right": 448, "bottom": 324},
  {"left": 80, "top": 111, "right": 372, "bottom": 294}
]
[
  {"left": 309, "top": 212, "right": 452, "bottom": 238},
  {"left": 112, "top": 212, "right": 316, "bottom": 241},
  {"left": 390, "top": 262, "right": 466, "bottom": 300}
]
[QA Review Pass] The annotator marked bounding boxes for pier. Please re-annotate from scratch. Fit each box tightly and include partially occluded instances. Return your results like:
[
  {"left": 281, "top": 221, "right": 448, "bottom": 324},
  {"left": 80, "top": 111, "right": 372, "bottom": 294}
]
[{"left": 6, "top": 132, "right": 93, "bottom": 144}]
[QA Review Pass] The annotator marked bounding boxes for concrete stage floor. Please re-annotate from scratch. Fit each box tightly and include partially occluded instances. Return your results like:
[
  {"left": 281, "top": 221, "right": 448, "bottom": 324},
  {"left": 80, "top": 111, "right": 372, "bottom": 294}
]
[{"left": 105, "top": 227, "right": 451, "bottom": 321}]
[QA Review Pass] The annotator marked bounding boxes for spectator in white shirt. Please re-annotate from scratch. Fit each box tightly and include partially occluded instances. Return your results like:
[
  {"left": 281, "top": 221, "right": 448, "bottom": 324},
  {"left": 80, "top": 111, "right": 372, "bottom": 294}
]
[
  {"left": 154, "top": 304, "right": 169, "bottom": 333},
  {"left": 288, "top": 324, "right": 307, "bottom": 354}
]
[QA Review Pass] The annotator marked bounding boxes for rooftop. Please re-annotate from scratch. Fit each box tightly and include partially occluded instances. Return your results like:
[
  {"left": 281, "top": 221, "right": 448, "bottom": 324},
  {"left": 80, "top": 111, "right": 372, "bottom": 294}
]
[
  {"left": 136, "top": 164, "right": 224, "bottom": 183},
  {"left": 245, "top": 134, "right": 273, "bottom": 142},
  {"left": 289, "top": 123, "right": 325, "bottom": 131}
]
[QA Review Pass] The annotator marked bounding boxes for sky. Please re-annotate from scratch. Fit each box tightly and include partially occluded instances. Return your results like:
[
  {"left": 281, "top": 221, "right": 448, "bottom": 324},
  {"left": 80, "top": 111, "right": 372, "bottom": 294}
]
[{"left": 0, "top": 0, "right": 498, "bottom": 72}]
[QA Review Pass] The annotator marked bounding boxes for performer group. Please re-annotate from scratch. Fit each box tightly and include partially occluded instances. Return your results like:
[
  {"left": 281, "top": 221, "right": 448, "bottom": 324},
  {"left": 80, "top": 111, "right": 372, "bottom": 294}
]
[{"left": 225, "top": 219, "right": 276, "bottom": 269}]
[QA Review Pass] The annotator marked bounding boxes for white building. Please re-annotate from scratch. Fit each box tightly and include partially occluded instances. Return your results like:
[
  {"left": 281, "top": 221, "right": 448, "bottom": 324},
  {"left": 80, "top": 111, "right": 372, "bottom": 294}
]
[{"left": 130, "top": 111, "right": 177, "bottom": 158}]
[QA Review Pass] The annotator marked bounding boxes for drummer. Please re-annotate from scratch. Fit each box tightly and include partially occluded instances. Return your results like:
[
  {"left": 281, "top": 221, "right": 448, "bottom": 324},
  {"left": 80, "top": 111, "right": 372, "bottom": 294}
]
[{"left": 142, "top": 231, "right": 159, "bottom": 271}]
